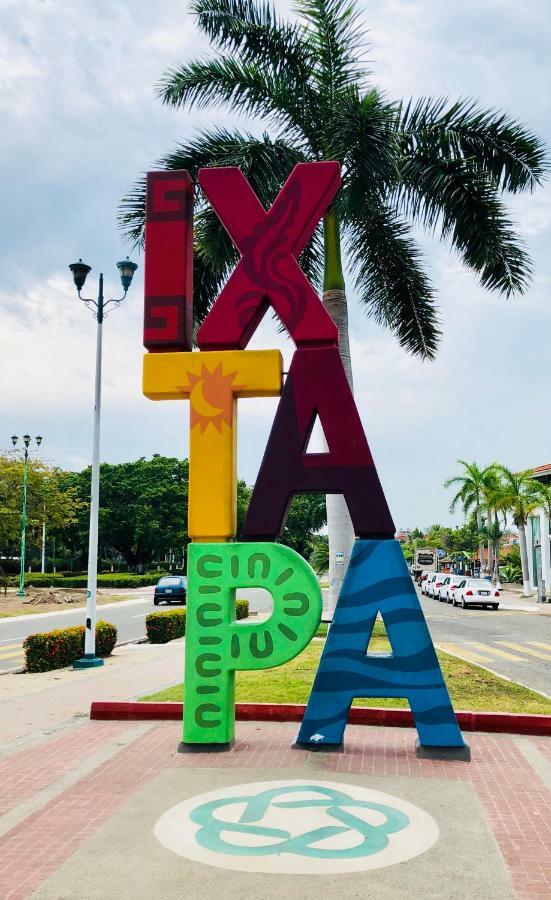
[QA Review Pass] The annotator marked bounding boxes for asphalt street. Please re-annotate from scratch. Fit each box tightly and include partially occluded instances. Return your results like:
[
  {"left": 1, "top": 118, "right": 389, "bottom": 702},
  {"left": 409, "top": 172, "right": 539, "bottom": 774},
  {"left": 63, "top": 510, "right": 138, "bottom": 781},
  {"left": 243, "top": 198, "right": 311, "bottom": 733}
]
[
  {"left": 418, "top": 590, "right": 551, "bottom": 697},
  {"left": 1, "top": 587, "right": 550, "bottom": 696},
  {"left": 0, "top": 587, "right": 277, "bottom": 673}
]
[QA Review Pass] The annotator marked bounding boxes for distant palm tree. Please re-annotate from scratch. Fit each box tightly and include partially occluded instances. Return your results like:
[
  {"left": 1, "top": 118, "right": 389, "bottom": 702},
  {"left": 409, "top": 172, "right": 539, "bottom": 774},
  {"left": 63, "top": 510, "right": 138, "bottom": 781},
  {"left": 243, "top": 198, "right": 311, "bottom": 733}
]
[
  {"left": 121, "top": 0, "right": 548, "bottom": 609},
  {"left": 492, "top": 467, "right": 539, "bottom": 596},
  {"left": 445, "top": 461, "right": 498, "bottom": 573}
]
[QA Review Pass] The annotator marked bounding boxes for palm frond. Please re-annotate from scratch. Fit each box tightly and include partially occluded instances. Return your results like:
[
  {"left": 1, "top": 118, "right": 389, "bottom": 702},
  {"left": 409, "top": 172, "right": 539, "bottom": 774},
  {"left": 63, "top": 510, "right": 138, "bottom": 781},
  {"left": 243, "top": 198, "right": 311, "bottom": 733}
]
[
  {"left": 191, "top": 0, "right": 313, "bottom": 77},
  {"left": 156, "top": 56, "right": 317, "bottom": 148},
  {"left": 398, "top": 155, "right": 532, "bottom": 296},
  {"left": 298, "top": 0, "right": 367, "bottom": 104},
  {"left": 399, "top": 97, "right": 549, "bottom": 193},
  {"left": 345, "top": 204, "right": 440, "bottom": 359},
  {"left": 327, "top": 86, "right": 398, "bottom": 184}
]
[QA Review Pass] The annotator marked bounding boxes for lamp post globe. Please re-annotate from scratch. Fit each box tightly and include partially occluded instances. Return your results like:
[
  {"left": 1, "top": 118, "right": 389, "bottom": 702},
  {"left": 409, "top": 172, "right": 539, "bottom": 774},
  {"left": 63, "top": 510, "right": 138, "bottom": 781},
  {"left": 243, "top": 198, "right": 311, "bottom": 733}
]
[
  {"left": 69, "top": 259, "right": 92, "bottom": 292},
  {"left": 116, "top": 257, "right": 138, "bottom": 292}
]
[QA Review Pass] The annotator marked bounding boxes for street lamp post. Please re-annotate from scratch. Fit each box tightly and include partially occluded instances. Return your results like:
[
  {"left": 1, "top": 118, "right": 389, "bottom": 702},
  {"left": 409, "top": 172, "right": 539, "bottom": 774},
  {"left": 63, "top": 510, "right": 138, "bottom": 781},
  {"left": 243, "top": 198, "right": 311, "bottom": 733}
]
[
  {"left": 68, "top": 257, "right": 137, "bottom": 668},
  {"left": 11, "top": 434, "right": 43, "bottom": 596}
]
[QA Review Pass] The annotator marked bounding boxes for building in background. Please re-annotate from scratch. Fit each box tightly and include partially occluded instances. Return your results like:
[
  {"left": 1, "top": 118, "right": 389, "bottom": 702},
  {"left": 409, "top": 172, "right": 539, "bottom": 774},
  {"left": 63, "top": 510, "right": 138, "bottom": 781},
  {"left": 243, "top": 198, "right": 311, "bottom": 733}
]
[{"left": 524, "top": 464, "right": 551, "bottom": 594}]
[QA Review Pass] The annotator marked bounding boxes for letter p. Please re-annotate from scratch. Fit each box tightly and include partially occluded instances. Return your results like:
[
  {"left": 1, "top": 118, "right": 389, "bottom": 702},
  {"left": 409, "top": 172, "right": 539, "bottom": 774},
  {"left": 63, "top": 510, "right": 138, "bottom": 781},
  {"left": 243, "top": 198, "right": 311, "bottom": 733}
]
[{"left": 182, "top": 542, "right": 322, "bottom": 747}]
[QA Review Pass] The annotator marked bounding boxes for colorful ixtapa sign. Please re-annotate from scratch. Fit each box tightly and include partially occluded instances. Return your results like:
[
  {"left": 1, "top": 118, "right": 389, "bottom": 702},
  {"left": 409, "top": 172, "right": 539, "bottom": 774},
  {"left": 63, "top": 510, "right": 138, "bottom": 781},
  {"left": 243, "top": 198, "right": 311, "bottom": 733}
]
[{"left": 142, "top": 161, "right": 467, "bottom": 755}]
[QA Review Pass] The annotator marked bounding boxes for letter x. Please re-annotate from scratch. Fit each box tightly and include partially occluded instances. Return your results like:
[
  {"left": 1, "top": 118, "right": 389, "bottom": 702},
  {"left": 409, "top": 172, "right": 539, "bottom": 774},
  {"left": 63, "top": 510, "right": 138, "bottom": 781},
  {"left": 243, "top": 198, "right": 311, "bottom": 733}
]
[{"left": 197, "top": 162, "right": 341, "bottom": 350}]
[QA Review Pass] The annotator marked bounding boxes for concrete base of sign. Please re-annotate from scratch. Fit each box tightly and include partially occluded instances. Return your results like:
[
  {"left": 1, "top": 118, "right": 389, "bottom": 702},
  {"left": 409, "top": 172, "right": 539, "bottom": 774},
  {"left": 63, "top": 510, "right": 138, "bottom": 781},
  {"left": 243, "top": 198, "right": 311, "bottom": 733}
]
[
  {"left": 415, "top": 739, "right": 471, "bottom": 762},
  {"left": 177, "top": 740, "right": 234, "bottom": 753}
]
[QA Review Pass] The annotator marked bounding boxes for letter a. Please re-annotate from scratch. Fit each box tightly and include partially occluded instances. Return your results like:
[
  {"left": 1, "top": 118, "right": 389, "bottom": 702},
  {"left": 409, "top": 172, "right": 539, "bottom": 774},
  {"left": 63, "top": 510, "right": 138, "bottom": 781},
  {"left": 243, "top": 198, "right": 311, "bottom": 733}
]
[
  {"left": 296, "top": 540, "right": 467, "bottom": 755},
  {"left": 242, "top": 347, "right": 395, "bottom": 539}
]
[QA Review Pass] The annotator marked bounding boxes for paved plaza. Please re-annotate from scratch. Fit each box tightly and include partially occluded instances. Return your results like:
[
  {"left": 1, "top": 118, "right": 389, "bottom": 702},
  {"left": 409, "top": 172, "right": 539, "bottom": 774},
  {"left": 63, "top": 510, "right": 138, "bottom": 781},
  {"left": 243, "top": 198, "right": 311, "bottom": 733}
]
[{"left": 0, "top": 714, "right": 550, "bottom": 898}]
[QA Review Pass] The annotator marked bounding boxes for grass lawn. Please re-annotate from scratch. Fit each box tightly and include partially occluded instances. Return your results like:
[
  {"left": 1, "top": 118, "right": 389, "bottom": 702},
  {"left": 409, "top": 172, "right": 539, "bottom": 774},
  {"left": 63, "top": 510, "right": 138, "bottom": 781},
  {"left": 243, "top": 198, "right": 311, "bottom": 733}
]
[{"left": 140, "top": 623, "right": 551, "bottom": 714}]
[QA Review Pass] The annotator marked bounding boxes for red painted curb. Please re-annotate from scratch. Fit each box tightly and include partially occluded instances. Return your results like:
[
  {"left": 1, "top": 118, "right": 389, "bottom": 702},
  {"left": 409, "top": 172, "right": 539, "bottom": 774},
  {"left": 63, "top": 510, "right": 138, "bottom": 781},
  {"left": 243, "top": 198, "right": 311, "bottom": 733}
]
[{"left": 90, "top": 701, "right": 551, "bottom": 737}]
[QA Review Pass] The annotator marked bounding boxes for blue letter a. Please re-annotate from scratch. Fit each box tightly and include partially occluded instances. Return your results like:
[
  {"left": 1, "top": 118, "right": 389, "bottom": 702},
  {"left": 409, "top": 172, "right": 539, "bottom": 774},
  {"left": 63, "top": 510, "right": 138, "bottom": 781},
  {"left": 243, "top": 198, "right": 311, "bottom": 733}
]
[{"left": 297, "top": 540, "right": 466, "bottom": 751}]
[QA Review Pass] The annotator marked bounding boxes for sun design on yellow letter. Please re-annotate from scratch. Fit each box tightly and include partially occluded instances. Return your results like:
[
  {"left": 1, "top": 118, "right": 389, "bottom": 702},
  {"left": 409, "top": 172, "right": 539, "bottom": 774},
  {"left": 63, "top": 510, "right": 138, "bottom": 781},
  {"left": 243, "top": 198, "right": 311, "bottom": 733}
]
[{"left": 187, "top": 363, "right": 241, "bottom": 433}]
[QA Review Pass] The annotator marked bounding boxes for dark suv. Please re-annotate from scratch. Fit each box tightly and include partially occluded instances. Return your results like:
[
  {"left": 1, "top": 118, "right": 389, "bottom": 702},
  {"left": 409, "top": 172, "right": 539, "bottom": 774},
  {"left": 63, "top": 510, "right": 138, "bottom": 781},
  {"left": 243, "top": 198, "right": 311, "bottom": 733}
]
[{"left": 153, "top": 575, "right": 187, "bottom": 606}]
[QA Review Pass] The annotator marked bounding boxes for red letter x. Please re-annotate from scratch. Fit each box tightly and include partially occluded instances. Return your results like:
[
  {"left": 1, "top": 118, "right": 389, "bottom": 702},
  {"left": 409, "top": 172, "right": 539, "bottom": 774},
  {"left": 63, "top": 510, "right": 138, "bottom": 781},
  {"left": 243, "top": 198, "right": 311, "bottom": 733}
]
[{"left": 197, "top": 162, "right": 340, "bottom": 350}]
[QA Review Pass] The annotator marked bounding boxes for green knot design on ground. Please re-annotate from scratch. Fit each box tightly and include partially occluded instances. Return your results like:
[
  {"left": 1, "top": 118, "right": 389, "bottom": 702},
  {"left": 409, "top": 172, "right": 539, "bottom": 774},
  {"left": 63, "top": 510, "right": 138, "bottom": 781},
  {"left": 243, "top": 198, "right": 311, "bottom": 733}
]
[{"left": 190, "top": 783, "right": 410, "bottom": 859}]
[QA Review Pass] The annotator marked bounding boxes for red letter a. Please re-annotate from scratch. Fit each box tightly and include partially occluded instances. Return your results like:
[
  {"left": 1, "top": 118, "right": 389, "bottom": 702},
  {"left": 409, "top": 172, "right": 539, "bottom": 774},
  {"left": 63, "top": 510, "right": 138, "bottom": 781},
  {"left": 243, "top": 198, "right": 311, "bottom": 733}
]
[{"left": 241, "top": 347, "right": 395, "bottom": 539}]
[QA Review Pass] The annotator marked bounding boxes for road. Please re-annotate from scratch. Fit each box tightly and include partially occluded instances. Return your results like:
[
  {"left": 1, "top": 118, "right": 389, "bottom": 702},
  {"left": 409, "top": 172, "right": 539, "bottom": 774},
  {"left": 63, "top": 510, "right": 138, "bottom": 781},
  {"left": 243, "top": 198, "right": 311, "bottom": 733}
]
[
  {"left": 1, "top": 587, "right": 550, "bottom": 697},
  {"left": 419, "top": 591, "right": 551, "bottom": 697},
  {"left": 0, "top": 587, "right": 279, "bottom": 673}
]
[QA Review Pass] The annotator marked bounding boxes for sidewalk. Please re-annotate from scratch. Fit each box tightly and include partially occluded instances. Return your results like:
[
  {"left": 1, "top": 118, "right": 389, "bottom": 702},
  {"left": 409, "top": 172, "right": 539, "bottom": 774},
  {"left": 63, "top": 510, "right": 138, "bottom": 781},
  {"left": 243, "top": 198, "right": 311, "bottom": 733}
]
[
  {"left": 0, "top": 640, "right": 184, "bottom": 749},
  {"left": 0, "top": 643, "right": 550, "bottom": 898},
  {"left": 493, "top": 586, "right": 551, "bottom": 613},
  {"left": 0, "top": 718, "right": 550, "bottom": 898}
]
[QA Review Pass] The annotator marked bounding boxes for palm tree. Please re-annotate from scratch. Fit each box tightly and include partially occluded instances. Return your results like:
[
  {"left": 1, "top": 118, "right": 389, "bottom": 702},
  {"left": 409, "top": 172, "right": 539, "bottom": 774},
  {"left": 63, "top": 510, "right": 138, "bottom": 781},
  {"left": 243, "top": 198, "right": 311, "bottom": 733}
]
[
  {"left": 445, "top": 461, "right": 497, "bottom": 573},
  {"left": 120, "top": 0, "right": 548, "bottom": 609},
  {"left": 492, "top": 467, "right": 540, "bottom": 596}
]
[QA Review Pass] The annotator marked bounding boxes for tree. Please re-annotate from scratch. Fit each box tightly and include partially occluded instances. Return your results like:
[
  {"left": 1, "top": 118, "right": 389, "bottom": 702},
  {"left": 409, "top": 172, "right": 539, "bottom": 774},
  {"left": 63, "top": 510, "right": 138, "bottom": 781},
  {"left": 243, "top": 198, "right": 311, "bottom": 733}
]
[
  {"left": 279, "top": 493, "right": 326, "bottom": 557},
  {"left": 445, "top": 462, "right": 498, "bottom": 572},
  {"left": 0, "top": 454, "right": 82, "bottom": 565},
  {"left": 309, "top": 534, "right": 329, "bottom": 575},
  {"left": 61, "top": 456, "right": 190, "bottom": 570},
  {"left": 492, "top": 466, "right": 539, "bottom": 596},
  {"left": 120, "top": 0, "right": 548, "bottom": 609}
]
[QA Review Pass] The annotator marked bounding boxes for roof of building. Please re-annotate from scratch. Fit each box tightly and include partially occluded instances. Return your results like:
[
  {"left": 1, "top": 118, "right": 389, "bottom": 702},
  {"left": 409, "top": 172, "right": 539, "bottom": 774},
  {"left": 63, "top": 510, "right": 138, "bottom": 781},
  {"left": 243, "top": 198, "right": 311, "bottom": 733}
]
[{"left": 530, "top": 464, "right": 551, "bottom": 480}]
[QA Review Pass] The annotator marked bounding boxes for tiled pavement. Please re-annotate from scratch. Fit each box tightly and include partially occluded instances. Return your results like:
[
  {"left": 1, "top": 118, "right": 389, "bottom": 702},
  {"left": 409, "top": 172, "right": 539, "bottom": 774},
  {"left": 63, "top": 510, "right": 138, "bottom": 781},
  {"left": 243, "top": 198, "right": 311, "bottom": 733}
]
[{"left": 0, "top": 720, "right": 550, "bottom": 898}]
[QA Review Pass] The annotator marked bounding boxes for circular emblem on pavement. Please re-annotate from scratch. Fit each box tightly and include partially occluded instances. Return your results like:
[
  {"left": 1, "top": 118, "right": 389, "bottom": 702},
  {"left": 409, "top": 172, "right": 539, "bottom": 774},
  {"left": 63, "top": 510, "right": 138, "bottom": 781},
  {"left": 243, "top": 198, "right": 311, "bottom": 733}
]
[{"left": 154, "top": 779, "right": 439, "bottom": 874}]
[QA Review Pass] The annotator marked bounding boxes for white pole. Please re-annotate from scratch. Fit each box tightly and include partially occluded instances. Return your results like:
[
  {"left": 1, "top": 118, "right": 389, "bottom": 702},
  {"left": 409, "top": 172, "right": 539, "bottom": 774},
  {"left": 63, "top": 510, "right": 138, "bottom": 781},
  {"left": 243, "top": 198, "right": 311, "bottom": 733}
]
[
  {"left": 41, "top": 518, "right": 46, "bottom": 574},
  {"left": 84, "top": 275, "right": 103, "bottom": 659}
]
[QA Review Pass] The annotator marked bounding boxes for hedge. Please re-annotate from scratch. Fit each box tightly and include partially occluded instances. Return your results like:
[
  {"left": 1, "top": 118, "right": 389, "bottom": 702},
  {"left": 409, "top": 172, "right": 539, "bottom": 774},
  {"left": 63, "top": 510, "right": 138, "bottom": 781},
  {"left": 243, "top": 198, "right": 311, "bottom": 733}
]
[
  {"left": 8, "top": 573, "right": 158, "bottom": 589},
  {"left": 146, "top": 598, "right": 249, "bottom": 644},
  {"left": 146, "top": 609, "right": 186, "bottom": 644},
  {"left": 24, "top": 620, "right": 117, "bottom": 672}
]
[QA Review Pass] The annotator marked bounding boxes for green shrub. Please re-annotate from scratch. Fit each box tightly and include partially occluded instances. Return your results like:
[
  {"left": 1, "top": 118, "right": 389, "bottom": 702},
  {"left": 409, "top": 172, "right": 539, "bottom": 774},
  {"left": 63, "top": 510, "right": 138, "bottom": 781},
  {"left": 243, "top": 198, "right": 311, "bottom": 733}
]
[
  {"left": 236, "top": 598, "right": 249, "bottom": 620},
  {"left": 8, "top": 573, "right": 157, "bottom": 589},
  {"left": 145, "top": 599, "right": 249, "bottom": 645},
  {"left": 24, "top": 620, "right": 117, "bottom": 673},
  {"left": 146, "top": 609, "right": 186, "bottom": 644}
]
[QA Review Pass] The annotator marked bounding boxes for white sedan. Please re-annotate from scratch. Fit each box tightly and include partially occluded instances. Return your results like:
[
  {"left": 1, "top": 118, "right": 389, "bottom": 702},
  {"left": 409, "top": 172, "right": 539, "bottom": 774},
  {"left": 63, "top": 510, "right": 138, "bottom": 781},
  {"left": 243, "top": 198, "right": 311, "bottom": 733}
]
[
  {"left": 430, "top": 574, "right": 448, "bottom": 599},
  {"left": 423, "top": 573, "right": 439, "bottom": 596},
  {"left": 438, "top": 575, "right": 465, "bottom": 603},
  {"left": 453, "top": 578, "right": 500, "bottom": 610}
]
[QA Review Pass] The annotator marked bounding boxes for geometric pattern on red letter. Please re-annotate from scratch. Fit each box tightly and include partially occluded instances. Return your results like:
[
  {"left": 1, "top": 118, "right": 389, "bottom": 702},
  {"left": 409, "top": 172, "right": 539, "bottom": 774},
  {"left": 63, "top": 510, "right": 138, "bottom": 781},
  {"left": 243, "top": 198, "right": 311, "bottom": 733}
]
[
  {"left": 144, "top": 170, "right": 194, "bottom": 351},
  {"left": 197, "top": 162, "right": 341, "bottom": 350}
]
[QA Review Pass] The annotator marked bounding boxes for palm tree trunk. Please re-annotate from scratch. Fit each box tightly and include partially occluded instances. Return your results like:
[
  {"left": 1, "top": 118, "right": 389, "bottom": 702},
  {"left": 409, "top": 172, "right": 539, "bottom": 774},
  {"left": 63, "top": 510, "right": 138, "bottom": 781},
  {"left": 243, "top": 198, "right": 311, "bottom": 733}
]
[
  {"left": 476, "top": 508, "right": 484, "bottom": 574},
  {"left": 322, "top": 212, "right": 356, "bottom": 616},
  {"left": 517, "top": 523, "right": 532, "bottom": 597}
]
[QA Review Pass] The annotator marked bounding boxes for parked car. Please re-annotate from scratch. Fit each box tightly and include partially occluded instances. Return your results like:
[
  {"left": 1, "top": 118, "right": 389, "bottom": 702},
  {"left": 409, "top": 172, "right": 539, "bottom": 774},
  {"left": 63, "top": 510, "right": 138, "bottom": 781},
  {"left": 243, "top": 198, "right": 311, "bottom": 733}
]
[
  {"left": 431, "top": 573, "right": 448, "bottom": 600},
  {"left": 154, "top": 574, "right": 187, "bottom": 605},
  {"left": 415, "top": 572, "right": 430, "bottom": 594},
  {"left": 438, "top": 575, "right": 465, "bottom": 603},
  {"left": 423, "top": 573, "right": 440, "bottom": 597},
  {"left": 453, "top": 578, "right": 500, "bottom": 610}
]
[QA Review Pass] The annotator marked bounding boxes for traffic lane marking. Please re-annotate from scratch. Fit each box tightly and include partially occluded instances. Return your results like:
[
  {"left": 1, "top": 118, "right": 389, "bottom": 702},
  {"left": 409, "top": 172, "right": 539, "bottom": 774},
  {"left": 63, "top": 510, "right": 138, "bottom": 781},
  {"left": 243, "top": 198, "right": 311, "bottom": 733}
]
[
  {"left": 526, "top": 641, "right": 551, "bottom": 652},
  {"left": 467, "top": 642, "right": 524, "bottom": 662},
  {"left": 0, "top": 648, "right": 24, "bottom": 660},
  {"left": 497, "top": 641, "right": 551, "bottom": 660},
  {"left": 436, "top": 642, "right": 492, "bottom": 663}
]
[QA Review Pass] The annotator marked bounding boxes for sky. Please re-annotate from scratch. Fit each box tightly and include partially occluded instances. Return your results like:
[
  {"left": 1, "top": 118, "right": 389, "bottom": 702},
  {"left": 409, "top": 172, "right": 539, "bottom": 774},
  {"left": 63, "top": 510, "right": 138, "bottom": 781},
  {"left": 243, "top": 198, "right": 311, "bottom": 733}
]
[{"left": 1, "top": 0, "right": 550, "bottom": 530}]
